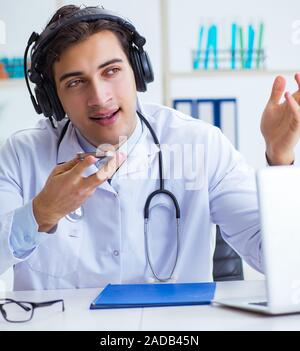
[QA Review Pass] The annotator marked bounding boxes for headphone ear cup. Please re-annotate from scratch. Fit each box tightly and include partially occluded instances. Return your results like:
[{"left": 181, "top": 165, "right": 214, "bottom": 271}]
[
  {"left": 130, "top": 47, "right": 154, "bottom": 92},
  {"left": 130, "top": 47, "right": 146, "bottom": 92},
  {"left": 140, "top": 51, "right": 154, "bottom": 84},
  {"left": 44, "top": 79, "right": 66, "bottom": 121},
  {"left": 34, "top": 85, "right": 52, "bottom": 117},
  {"left": 34, "top": 80, "right": 65, "bottom": 121}
]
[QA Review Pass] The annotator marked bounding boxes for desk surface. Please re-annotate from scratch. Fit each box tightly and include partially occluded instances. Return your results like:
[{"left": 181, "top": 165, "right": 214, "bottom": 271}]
[{"left": 1, "top": 280, "right": 300, "bottom": 331}]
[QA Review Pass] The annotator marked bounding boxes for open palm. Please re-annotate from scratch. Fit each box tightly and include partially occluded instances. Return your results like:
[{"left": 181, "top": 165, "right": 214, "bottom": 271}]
[{"left": 261, "top": 74, "right": 300, "bottom": 165}]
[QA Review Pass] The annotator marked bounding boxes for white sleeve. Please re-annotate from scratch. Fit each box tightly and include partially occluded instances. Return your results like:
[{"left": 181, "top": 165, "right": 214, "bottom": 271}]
[
  {"left": 208, "top": 128, "right": 263, "bottom": 273},
  {"left": 0, "top": 137, "right": 26, "bottom": 273},
  {"left": 0, "top": 137, "right": 51, "bottom": 274},
  {"left": 293, "top": 141, "right": 300, "bottom": 167}
]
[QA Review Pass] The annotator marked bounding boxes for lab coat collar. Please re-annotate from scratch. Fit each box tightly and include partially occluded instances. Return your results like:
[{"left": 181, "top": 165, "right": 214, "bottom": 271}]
[{"left": 56, "top": 99, "right": 160, "bottom": 191}]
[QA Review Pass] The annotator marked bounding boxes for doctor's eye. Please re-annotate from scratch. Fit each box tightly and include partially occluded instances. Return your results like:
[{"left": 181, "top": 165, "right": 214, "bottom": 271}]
[
  {"left": 104, "top": 67, "right": 121, "bottom": 77},
  {"left": 66, "top": 79, "right": 85, "bottom": 88}
]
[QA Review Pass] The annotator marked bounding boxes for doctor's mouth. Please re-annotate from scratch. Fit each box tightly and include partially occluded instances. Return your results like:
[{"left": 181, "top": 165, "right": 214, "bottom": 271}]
[{"left": 89, "top": 107, "right": 121, "bottom": 126}]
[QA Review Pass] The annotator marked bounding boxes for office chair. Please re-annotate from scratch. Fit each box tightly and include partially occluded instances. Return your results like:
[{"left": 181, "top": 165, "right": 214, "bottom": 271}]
[{"left": 213, "top": 226, "right": 244, "bottom": 281}]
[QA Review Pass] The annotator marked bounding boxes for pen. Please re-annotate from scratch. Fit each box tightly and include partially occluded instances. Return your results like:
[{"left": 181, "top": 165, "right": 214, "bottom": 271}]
[
  {"left": 56, "top": 151, "right": 115, "bottom": 165},
  {"left": 76, "top": 151, "right": 115, "bottom": 161}
]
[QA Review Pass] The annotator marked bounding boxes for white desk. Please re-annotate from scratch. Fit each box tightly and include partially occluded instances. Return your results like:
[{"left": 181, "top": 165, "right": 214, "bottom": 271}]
[{"left": 1, "top": 280, "right": 300, "bottom": 331}]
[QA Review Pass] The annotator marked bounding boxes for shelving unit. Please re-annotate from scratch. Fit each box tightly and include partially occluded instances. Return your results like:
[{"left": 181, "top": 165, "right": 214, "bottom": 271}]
[
  {"left": 0, "top": 78, "right": 25, "bottom": 88},
  {"left": 160, "top": 0, "right": 299, "bottom": 106},
  {"left": 170, "top": 69, "right": 296, "bottom": 79}
]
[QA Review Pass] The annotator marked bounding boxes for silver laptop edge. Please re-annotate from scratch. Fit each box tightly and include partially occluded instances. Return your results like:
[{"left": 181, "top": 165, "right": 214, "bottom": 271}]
[{"left": 213, "top": 166, "right": 300, "bottom": 315}]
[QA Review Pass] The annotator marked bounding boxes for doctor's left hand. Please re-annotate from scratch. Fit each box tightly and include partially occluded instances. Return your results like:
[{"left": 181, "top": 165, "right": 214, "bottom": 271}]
[
  {"left": 32, "top": 152, "right": 126, "bottom": 233},
  {"left": 261, "top": 73, "right": 300, "bottom": 165}
]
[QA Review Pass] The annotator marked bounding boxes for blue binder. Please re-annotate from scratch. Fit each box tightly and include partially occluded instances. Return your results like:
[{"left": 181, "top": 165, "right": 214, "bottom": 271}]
[{"left": 90, "top": 282, "right": 216, "bottom": 309}]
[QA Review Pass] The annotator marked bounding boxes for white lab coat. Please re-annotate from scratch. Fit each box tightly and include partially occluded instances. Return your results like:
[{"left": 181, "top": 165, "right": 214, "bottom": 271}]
[{"left": 0, "top": 102, "right": 262, "bottom": 290}]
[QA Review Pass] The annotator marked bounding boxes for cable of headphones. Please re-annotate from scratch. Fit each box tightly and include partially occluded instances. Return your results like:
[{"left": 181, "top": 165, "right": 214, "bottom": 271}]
[{"left": 24, "top": 34, "right": 42, "bottom": 115}]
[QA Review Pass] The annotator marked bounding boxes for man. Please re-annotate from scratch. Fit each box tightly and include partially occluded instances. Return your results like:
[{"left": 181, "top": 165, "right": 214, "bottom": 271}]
[{"left": 0, "top": 5, "right": 300, "bottom": 290}]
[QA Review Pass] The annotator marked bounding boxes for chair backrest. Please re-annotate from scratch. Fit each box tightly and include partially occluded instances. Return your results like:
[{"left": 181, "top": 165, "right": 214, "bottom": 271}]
[{"left": 213, "top": 226, "right": 244, "bottom": 281}]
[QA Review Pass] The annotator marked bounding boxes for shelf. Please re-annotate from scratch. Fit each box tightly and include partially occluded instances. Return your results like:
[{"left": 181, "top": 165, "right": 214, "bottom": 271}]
[
  {"left": 0, "top": 78, "right": 25, "bottom": 87},
  {"left": 170, "top": 69, "right": 298, "bottom": 79}
]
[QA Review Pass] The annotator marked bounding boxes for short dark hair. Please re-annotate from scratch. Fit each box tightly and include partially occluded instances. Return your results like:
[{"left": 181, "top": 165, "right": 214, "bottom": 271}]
[{"left": 39, "top": 5, "right": 133, "bottom": 82}]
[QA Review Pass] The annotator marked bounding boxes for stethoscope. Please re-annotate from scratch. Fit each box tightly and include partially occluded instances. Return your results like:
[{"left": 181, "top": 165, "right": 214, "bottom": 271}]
[{"left": 57, "top": 111, "right": 181, "bottom": 282}]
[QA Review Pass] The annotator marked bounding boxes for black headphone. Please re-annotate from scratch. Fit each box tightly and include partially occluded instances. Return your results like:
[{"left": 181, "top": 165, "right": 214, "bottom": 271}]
[{"left": 24, "top": 7, "right": 154, "bottom": 123}]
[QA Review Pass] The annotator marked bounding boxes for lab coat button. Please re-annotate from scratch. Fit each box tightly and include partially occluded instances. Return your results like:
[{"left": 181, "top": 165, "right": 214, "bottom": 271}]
[{"left": 113, "top": 250, "right": 119, "bottom": 256}]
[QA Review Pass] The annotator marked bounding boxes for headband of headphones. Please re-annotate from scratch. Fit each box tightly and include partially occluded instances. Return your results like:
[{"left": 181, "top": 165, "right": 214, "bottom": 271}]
[
  {"left": 31, "top": 8, "right": 147, "bottom": 70},
  {"left": 24, "top": 7, "right": 154, "bottom": 123}
]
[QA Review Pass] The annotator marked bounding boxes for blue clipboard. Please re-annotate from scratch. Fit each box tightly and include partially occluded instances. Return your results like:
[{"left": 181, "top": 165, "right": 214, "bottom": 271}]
[{"left": 90, "top": 282, "right": 216, "bottom": 309}]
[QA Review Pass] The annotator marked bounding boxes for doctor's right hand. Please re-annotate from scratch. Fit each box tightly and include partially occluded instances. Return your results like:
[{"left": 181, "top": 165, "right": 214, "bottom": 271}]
[{"left": 32, "top": 152, "right": 126, "bottom": 233}]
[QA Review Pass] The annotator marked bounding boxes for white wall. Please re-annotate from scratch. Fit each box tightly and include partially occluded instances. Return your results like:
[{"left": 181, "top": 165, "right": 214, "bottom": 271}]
[
  {"left": 0, "top": 80, "right": 38, "bottom": 145},
  {"left": 0, "top": 0, "right": 57, "bottom": 57},
  {"left": 0, "top": 0, "right": 59, "bottom": 144}
]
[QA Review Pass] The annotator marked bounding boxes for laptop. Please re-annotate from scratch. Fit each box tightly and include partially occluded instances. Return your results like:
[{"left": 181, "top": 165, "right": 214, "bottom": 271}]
[{"left": 213, "top": 166, "right": 300, "bottom": 315}]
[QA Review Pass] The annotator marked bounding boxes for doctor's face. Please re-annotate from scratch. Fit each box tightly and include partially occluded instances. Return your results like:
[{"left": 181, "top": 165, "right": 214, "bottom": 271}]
[{"left": 54, "top": 30, "right": 137, "bottom": 147}]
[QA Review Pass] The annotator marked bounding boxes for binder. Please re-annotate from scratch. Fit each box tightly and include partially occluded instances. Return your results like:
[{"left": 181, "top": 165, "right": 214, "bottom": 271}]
[{"left": 90, "top": 282, "right": 216, "bottom": 309}]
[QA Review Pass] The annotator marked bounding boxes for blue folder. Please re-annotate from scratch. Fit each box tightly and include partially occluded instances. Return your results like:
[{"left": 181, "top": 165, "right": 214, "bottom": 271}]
[{"left": 90, "top": 282, "right": 216, "bottom": 309}]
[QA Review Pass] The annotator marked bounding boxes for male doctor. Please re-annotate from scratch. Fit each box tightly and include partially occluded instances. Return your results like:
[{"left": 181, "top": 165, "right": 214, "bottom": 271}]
[{"left": 1, "top": 5, "right": 300, "bottom": 291}]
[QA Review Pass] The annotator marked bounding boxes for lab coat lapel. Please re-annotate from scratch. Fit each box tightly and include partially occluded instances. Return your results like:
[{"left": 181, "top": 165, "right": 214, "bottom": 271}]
[
  {"left": 115, "top": 98, "right": 160, "bottom": 178},
  {"left": 56, "top": 122, "right": 82, "bottom": 165},
  {"left": 116, "top": 123, "right": 160, "bottom": 179}
]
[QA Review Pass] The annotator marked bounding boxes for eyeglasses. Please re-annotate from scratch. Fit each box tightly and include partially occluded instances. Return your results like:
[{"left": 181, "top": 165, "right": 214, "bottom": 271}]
[{"left": 0, "top": 298, "right": 65, "bottom": 323}]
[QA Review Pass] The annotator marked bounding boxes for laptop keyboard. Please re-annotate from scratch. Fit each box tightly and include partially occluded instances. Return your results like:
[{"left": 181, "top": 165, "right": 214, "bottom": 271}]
[{"left": 249, "top": 301, "right": 268, "bottom": 307}]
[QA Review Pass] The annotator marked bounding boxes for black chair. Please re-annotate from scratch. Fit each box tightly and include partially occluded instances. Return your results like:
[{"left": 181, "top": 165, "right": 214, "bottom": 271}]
[{"left": 213, "top": 226, "right": 244, "bottom": 281}]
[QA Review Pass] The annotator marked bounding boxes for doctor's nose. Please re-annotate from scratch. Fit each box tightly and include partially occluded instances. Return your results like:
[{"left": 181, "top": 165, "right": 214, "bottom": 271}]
[{"left": 87, "top": 79, "right": 112, "bottom": 108}]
